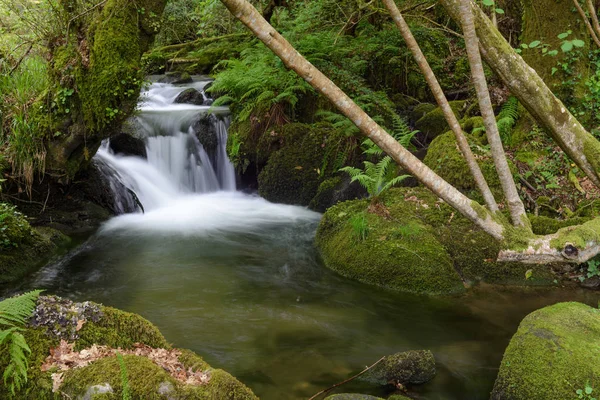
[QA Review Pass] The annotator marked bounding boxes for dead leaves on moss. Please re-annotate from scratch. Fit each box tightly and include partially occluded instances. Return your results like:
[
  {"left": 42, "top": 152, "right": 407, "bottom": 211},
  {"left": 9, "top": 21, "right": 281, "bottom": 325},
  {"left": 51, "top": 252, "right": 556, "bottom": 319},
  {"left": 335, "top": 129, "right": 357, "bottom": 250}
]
[{"left": 42, "top": 340, "right": 211, "bottom": 392}]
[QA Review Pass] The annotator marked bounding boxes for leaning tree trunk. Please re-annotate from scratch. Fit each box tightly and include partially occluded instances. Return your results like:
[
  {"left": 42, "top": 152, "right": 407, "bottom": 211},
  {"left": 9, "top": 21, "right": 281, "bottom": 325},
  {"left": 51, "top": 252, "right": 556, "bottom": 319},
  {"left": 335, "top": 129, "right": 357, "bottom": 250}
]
[
  {"left": 219, "top": 0, "right": 506, "bottom": 240},
  {"left": 440, "top": 0, "right": 600, "bottom": 190},
  {"left": 458, "top": 0, "right": 529, "bottom": 228},
  {"left": 45, "top": 0, "right": 168, "bottom": 180},
  {"left": 381, "top": 0, "right": 499, "bottom": 213}
]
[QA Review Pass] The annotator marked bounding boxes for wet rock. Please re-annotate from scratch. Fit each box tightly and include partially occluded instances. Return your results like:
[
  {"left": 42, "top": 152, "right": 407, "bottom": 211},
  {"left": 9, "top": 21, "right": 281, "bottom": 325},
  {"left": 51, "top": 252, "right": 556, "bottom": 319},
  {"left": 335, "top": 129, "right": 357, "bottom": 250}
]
[
  {"left": 309, "top": 175, "right": 367, "bottom": 212},
  {"left": 174, "top": 87, "right": 205, "bottom": 105},
  {"left": 109, "top": 133, "right": 147, "bottom": 159},
  {"left": 82, "top": 383, "right": 113, "bottom": 400},
  {"left": 491, "top": 302, "right": 600, "bottom": 399},
  {"left": 359, "top": 350, "right": 436, "bottom": 386},
  {"left": 192, "top": 113, "right": 219, "bottom": 154},
  {"left": 158, "top": 71, "right": 192, "bottom": 84}
]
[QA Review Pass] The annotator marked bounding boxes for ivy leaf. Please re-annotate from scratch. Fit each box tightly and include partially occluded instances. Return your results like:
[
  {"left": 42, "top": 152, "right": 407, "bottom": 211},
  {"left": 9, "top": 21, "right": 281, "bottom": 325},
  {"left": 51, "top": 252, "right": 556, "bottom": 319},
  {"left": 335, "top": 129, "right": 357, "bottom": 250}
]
[
  {"left": 558, "top": 31, "right": 571, "bottom": 39},
  {"left": 561, "top": 41, "right": 574, "bottom": 52},
  {"left": 495, "top": 8, "right": 505, "bottom": 14},
  {"left": 525, "top": 269, "right": 533, "bottom": 280},
  {"left": 482, "top": 0, "right": 494, "bottom": 5},
  {"left": 572, "top": 39, "right": 585, "bottom": 48},
  {"left": 529, "top": 40, "right": 541, "bottom": 48},
  {"left": 548, "top": 50, "right": 559, "bottom": 56}
]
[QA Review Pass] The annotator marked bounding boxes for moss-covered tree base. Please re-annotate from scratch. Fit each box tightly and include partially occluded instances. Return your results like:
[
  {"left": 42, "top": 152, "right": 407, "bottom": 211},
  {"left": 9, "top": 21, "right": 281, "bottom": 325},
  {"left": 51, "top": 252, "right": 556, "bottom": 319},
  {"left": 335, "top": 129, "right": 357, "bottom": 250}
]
[
  {"left": 0, "top": 297, "right": 257, "bottom": 400},
  {"left": 315, "top": 187, "right": 558, "bottom": 295},
  {"left": 491, "top": 302, "right": 600, "bottom": 399}
]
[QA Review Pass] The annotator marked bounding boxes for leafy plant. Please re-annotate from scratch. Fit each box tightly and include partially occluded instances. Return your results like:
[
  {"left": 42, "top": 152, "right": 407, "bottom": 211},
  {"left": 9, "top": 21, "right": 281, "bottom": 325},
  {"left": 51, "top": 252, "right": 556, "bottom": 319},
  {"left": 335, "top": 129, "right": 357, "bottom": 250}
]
[
  {"left": 576, "top": 382, "right": 597, "bottom": 400},
  {"left": 0, "top": 290, "right": 43, "bottom": 395},
  {"left": 580, "top": 257, "right": 600, "bottom": 282},
  {"left": 340, "top": 156, "right": 410, "bottom": 199},
  {"left": 496, "top": 96, "right": 520, "bottom": 144},
  {"left": 116, "top": 351, "right": 132, "bottom": 400},
  {"left": 349, "top": 213, "right": 368, "bottom": 242}
]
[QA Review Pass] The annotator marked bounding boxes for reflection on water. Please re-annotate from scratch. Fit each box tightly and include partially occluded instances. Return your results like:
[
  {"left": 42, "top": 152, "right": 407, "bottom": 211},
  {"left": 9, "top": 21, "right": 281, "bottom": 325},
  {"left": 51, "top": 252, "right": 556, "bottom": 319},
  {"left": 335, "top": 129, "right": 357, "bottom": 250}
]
[{"left": 10, "top": 192, "right": 600, "bottom": 399}]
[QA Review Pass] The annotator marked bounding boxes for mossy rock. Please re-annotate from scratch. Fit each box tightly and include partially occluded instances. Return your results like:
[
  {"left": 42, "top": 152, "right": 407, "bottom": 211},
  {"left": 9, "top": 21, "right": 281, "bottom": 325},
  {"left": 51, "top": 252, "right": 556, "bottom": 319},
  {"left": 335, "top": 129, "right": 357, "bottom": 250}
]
[
  {"left": 258, "top": 123, "right": 357, "bottom": 206},
  {"left": 423, "top": 131, "right": 516, "bottom": 200},
  {"left": 0, "top": 204, "right": 68, "bottom": 285},
  {"left": 414, "top": 101, "right": 465, "bottom": 140},
  {"left": 359, "top": 350, "right": 436, "bottom": 386},
  {"left": 409, "top": 103, "right": 436, "bottom": 123},
  {"left": 491, "top": 302, "right": 600, "bottom": 400},
  {"left": 309, "top": 175, "right": 366, "bottom": 212},
  {"left": 316, "top": 187, "right": 555, "bottom": 293},
  {"left": 315, "top": 189, "right": 465, "bottom": 295},
  {"left": 0, "top": 297, "right": 257, "bottom": 399}
]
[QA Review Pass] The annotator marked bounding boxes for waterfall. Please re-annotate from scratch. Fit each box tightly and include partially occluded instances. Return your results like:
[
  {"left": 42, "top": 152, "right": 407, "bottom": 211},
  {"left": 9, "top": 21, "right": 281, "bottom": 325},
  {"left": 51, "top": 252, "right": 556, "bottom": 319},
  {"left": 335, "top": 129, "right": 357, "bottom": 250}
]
[{"left": 93, "top": 78, "right": 236, "bottom": 213}]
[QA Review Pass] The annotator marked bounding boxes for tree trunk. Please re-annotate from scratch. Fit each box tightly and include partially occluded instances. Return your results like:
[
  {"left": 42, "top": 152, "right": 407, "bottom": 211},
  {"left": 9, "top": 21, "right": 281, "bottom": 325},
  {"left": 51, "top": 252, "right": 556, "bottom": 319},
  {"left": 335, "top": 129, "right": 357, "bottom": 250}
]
[
  {"left": 440, "top": 0, "right": 600, "bottom": 190},
  {"left": 219, "top": 0, "right": 506, "bottom": 240},
  {"left": 382, "top": 0, "right": 499, "bottom": 213},
  {"left": 458, "top": 0, "right": 529, "bottom": 228}
]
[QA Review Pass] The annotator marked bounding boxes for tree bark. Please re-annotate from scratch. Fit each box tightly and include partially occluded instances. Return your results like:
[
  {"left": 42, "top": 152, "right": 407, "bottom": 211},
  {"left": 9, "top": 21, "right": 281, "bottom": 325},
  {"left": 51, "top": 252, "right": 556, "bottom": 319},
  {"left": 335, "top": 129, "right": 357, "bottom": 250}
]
[
  {"left": 573, "top": 0, "right": 600, "bottom": 48},
  {"left": 219, "top": 0, "right": 506, "bottom": 240},
  {"left": 382, "top": 0, "right": 499, "bottom": 213},
  {"left": 458, "top": 0, "right": 529, "bottom": 228}
]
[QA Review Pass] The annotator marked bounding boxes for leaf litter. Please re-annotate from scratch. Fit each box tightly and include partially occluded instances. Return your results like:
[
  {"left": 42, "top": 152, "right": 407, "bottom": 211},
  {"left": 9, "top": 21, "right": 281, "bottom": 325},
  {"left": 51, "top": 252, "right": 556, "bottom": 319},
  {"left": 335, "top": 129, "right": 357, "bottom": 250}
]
[{"left": 42, "top": 340, "right": 211, "bottom": 392}]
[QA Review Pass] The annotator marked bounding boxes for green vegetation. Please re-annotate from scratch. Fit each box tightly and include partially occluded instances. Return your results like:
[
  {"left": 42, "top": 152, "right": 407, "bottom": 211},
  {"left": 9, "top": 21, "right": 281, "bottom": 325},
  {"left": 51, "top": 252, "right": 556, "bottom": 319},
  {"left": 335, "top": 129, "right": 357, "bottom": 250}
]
[
  {"left": 340, "top": 156, "right": 410, "bottom": 200},
  {"left": 0, "top": 290, "right": 42, "bottom": 395},
  {"left": 492, "top": 302, "right": 600, "bottom": 400}
]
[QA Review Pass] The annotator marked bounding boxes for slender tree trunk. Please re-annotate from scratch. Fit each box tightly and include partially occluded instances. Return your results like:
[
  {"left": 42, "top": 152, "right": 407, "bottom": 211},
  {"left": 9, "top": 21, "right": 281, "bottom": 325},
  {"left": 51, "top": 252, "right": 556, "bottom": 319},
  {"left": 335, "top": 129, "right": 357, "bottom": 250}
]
[
  {"left": 573, "top": 0, "right": 600, "bottom": 47},
  {"left": 381, "top": 0, "right": 499, "bottom": 213},
  {"left": 458, "top": 0, "right": 528, "bottom": 228},
  {"left": 219, "top": 0, "right": 505, "bottom": 240},
  {"left": 588, "top": 0, "right": 600, "bottom": 40},
  {"left": 440, "top": 0, "right": 600, "bottom": 190}
]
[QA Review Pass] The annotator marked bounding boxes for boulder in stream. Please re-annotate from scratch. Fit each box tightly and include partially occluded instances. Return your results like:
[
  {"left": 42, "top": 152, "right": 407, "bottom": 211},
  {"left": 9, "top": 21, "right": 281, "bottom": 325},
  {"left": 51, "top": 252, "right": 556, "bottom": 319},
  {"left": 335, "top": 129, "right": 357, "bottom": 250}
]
[
  {"left": 174, "top": 87, "right": 205, "bottom": 105},
  {"left": 158, "top": 71, "right": 193, "bottom": 84},
  {"left": 359, "top": 350, "right": 436, "bottom": 387},
  {"left": 109, "top": 133, "right": 147, "bottom": 159},
  {"left": 491, "top": 302, "right": 600, "bottom": 400}
]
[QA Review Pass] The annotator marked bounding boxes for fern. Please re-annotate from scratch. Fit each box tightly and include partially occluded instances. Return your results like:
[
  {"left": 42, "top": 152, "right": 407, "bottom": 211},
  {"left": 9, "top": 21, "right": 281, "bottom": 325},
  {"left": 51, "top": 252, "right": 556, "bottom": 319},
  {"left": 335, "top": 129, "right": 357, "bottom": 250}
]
[
  {"left": 116, "top": 352, "right": 132, "bottom": 400},
  {"left": 340, "top": 156, "right": 410, "bottom": 198},
  {"left": 363, "top": 115, "right": 418, "bottom": 156},
  {"left": 496, "top": 96, "right": 520, "bottom": 144},
  {"left": 0, "top": 290, "right": 42, "bottom": 395}
]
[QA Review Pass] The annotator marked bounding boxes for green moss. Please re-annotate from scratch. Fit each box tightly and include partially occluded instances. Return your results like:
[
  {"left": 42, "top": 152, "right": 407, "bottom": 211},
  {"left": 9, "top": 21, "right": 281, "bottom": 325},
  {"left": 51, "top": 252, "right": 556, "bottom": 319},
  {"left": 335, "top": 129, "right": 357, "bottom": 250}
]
[
  {"left": 0, "top": 206, "right": 66, "bottom": 285},
  {"left": 316, "top": 187, "right": 555, "bottom": 291},
  {"left": 549, "top": 217, "right": 600, "bottom": 252},
  {"left": 424, "top": 131, "right": 514, "bottom": 200},
  {"left": 491, "top": 302, "right": 600, "bottom": 399},
  {"left": 415, "top": 101, "right": 465, "bottom": 140},
  {"left": 76, "top": 306, "right": 169, "bottom": 350},
  {"left": 410, "top": 103, "right": 436, "bottom": 122},
  {"left": 529, "top": 215, "right": 591, "bottom": 235},
  {"left": 258, "top": 123, "right": 356, "bottom": 206},
  {"left": 315, "top": 188, "right": 465, "bottom": 295},
  {"left": 360, "top": 350, "right": 436, "bottom": 386}
]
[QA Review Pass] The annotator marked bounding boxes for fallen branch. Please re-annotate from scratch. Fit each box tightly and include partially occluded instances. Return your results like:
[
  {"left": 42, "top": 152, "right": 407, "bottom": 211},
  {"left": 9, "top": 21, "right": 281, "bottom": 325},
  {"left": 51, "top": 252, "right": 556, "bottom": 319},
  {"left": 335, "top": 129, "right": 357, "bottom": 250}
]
[{"left": 307, "top": 356, "right": 386, "bottom": 400}]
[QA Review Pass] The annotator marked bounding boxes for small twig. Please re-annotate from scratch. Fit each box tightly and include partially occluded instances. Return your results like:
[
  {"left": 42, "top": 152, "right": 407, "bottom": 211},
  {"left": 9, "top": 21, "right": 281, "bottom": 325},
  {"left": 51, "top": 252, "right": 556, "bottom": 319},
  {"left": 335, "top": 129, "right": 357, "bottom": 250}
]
[
  {"left": 66, "top": 0, "right": 109, "bottom": 41},
  {"left": 587, "top": 0, "right": 600, "bottom": 41},
  {"left": 8, "top": 43, "right": 33, "bottom": 75},
  {"left": 572, "top": 0, "right": 600, "bottom": 48},
  {"left": 0, "top": 193, "right": 46, "bottom": 207},
  {"left": 41, "top": 185, "right": 51, "bottom": 214},
  {"left": 519, "top": 176, "right": 537, "bottom": 192},
  {"left": 307, "top": 356, "right": 386, "bottom": 400}
]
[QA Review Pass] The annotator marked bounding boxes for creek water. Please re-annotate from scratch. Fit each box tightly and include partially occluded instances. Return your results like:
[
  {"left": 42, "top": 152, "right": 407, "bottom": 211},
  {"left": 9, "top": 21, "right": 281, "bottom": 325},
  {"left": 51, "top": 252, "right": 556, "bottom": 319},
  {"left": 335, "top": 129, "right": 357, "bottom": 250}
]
[{"left": 11, "top": 79, "right": 600, "bottom": 399}]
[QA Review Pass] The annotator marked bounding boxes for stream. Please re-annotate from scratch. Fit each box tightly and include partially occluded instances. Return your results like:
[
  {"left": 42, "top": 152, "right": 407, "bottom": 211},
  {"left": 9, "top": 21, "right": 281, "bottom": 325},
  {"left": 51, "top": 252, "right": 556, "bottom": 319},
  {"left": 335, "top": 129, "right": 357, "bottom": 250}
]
[{"left": 9, "top": 78, "right": 600, "bottom": 400}]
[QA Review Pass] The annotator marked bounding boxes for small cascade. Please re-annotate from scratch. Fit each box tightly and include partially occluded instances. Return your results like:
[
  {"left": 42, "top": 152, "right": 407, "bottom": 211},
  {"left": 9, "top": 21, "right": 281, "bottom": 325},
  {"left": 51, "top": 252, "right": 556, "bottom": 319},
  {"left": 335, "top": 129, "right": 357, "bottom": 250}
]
[{"left": 93, "top": 78, "right": 236, "bottom": 213}]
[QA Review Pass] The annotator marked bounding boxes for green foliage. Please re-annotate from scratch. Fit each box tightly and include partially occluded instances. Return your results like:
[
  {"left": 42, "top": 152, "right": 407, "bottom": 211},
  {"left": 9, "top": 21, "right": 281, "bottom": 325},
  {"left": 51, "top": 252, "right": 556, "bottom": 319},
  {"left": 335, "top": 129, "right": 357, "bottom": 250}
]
[
  {"left": 340, "top": 156, "right": 410, "bottom": 199},
  {"left": 0, "top": 290, "right": 43, "bottom": 396},
  {"left": 116, "top": 352, "right": 132, "bottom": 400},
  {"left": 154, "top": 0, "right": 201, "bottom": 46},
  {"left": 580, "top": 257, "right": 600, "bottom": 282},
  {"left": 0, "top": 203, "right": 31, "bottom": 249},
  {"left": 362, "top": 115, "right": 418, "bottom": 156},
  {"left": 349, "top": 213, "right": 368, "bottom": 242},
  {"left": 577, "top": 383, "right": 597, "bottom": 400},
  {"left": 496, "top": 96, "right": 520, "bottom": 144}
]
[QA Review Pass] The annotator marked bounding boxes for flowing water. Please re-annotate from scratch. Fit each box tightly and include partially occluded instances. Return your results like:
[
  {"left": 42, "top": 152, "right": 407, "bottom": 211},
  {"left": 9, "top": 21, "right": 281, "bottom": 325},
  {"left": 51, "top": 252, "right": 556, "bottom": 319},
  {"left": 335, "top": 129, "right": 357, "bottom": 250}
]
[{"left": 9, "top": 78, "right": 600, "bottom": 399}]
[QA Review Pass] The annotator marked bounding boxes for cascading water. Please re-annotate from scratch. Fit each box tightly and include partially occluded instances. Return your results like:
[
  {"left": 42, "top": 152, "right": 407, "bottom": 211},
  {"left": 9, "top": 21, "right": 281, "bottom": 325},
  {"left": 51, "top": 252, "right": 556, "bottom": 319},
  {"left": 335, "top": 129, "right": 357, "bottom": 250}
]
[{"left": 94, "top": 78, "right": 236, "bottom": 214}]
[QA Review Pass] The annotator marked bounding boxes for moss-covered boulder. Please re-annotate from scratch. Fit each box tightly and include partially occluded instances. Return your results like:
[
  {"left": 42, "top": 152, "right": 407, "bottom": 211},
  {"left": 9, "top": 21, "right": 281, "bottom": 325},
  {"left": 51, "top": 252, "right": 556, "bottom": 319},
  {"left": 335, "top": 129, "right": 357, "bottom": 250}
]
[
  {"left": 424, "top": 131, "right": 516, "bottom": 200},
  {"left": 315, "top": 187, "right": 555, "bottom": 294},
  {"left": 491, "top": 302, "right": 600, "bottom": 400},
  {"left": 258, "top": 123, "right": 359, "bottom": 207},
  {"left": 0, "top": 204, "right": 69, "bottom": 285},
  {"left": 359, "top": 350, "right": 436, "bottom": 386},
  {"left": 315, "top": 189, "right": 465, "bottom": 295},
  {"left": 0, "top": 295, "right": 257, "bottom": 399},
  {"left": 414, "top": 101, "right": 465, "bottom": 141}
]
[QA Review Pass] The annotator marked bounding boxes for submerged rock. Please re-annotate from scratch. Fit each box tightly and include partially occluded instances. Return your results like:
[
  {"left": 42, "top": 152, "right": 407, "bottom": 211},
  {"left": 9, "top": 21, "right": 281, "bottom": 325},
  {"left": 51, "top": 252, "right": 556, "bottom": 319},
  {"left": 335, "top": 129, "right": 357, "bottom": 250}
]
[
  {"left": 109, "top": 133, "right": 147, "bottom": 159},
  {"left": 192, "top": 113, "right": 219, "bottom": 154},
  {"left": 174, "top": 87, "right": 205, "bottom": 105},
  {"left": 491, "top": 302, "right": 600, "bottom": 400},
  {"left": 360, "top": 350, "right": 436, "bottom": 386}
]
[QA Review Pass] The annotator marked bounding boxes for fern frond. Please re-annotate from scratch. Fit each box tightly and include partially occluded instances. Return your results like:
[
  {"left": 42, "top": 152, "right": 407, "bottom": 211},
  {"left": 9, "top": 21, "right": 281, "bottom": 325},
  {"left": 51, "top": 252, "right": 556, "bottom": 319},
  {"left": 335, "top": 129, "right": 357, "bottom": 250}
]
[
  {"left": 0, "top": 290, "right": 42, "bottom": 329},
  {"left": 381, "top": 174, "right": 411, "bottom": 193}
]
